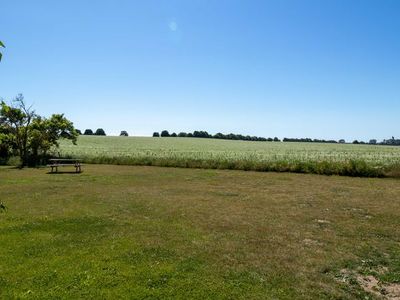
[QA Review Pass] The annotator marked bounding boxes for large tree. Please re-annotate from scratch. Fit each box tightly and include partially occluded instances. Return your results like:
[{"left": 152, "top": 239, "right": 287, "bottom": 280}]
[{"left": 0, "top": 94, "right": 78, "bottom": 166}]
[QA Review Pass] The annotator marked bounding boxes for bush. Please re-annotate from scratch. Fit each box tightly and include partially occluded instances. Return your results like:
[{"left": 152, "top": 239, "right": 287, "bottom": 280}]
[
  {"left": 161, "top": 130, "right": 170, "bottom": 137},
  {"left": 76, "top": 129, "right": 82, "bottom": 135},
  {"left": 171, "top": 132, "right": 177, "bottom": 137},
  {"left": 178, "top": 132, "right": 187, "bottom": 137},
  {"left": 153, "top": 132, "right": 160, "bottom": 137},
  {"left": 7, "top": 156, "right": 23, "bottom": 168},
  {"left": 84, "top": 129, "right": 93, "bottom": 135},
  {"left": 95, "top": 128, "right": 106, "bottom": 136},
  {"left": 120, "top": 131, "right": 129, "bottom": 137}
]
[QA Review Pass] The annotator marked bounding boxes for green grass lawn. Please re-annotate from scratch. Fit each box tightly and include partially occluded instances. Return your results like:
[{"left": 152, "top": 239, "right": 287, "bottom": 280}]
[{"left": 1, "top": 165, "right": 400, "bottom": 299}]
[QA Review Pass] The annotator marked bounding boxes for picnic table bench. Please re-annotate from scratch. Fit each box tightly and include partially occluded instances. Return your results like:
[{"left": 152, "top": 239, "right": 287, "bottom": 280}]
[{"left": 48, "top": 158, "right": 82, "bottom": 173}]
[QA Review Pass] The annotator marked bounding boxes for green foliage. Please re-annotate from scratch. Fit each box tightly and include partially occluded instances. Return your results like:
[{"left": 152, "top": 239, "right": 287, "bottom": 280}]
[
  {"left": 84, "top": 129, "right": 93, "bottom": 135},
  {"left": 152, "top": 132, "right": 159, "bottom": 137},
  {"left": 94, "top": 128, "right": 106, "bottom": 136},
  {"left": 120, "top": 131, "right": 129, "bottom": 137},
  {"left": 160, "top": 130, "right": 169, "bottom": 137},
  {"left": 0, "top": 40, "right": 4, "bottom": 62},
  {"left": 6, "top": 156, "right": 22, "bottom": 168},
  {"left": 0, "top": 94, "right": 77, "bottom": 166},
  {"left": 178, "top": 132, "right": 187, "bottom": 137}
]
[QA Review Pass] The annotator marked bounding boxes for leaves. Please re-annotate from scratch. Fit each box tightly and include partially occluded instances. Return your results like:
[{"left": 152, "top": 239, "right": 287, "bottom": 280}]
[
  {"left": 1, "top": 95, "right": 78, "bottom": 166},
  {"left": 0, "top": 40, "right": 4, "bottom": 62}
]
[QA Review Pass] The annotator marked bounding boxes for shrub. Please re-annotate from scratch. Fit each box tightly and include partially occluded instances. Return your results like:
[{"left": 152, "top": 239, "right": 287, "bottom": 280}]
[
  {"left": 7, "top": 156, "right": 23, "bottom": 168},
  {"left": 153, "top": 132, "right": 160, "bottom": 137},
  {"left": 161, "top": 130, "right": 170, "bottom": 137},
  {"left": 76, "top": 129, "right": 82, "bottom": 135},
  {"left": 95, "top": 128, "right": 106, "bottom": 136},
  {"left": 171, "top": 132, "right": 177, "bottom": 137},
  {"left": 178, "top": 132, "right": 187, "bottom": 137},
  {"left": 120, "top": 131, "right": 129, "bottom": 137},
  {"left": 84, "top": 129, "right": 93, "bottom": 135}
]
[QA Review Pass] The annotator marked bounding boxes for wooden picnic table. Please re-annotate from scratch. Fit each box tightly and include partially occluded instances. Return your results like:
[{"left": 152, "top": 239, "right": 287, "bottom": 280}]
[{"left": 48, "top": 158, "right": 82, "bottom": 173}]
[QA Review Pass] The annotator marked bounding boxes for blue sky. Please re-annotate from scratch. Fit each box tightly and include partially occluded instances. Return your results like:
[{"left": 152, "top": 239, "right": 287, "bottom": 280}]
[{"left": 0, "top": 0, "right": 399, "bottom": 141}]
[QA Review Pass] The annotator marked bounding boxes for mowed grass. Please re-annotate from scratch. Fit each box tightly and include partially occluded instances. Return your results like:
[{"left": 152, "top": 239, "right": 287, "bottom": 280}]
[
  {"left": 1, "top": 165, "right": 400, "bottom": 299},
  {"left": 58, "top": 136, "right": 400, "bottom": 177}
]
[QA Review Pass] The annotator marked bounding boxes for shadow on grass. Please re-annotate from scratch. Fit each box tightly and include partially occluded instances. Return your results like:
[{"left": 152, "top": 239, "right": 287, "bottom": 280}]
[{"left": 46, "top": 171, "right": 84, "bottom": 175}]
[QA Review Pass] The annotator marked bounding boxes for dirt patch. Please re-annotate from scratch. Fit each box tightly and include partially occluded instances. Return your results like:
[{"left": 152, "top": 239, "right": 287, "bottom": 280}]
[
  {"left": 356, "top": 275, "right": 381, "bottom": 298},
  {"left": 339, "top": 269, "right": 400, "bottom": 299},
  {"left": 303, "top": 238, "right": 323, "bottom": 247},
  {"left": 357, "top": 274, "right": 400, "bottom": 300}
]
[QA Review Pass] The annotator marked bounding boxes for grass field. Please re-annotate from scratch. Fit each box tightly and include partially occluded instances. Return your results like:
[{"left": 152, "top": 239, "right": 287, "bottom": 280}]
[
  {"left": 1, "top": 165, "right": 400, "bottom": 299},
  {"left": 58, "top": 136, "right": 400, "bottom": 177}
]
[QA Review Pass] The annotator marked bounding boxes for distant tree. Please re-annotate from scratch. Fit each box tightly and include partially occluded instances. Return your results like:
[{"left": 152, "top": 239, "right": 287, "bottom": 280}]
[
  {"left": 187, "top": 133, "right": 193, "bottom": 137},
  {"left": 369, "top": 139, "right": 377, "bottom": 145},
  {"left": 95, "top": 128, "right": 106, "bottom": 136},
  {"left": 273, "top": 137, "right": 280, "bottom": 142},
  {"left": 171, "top": 132, "right": 177, "bottom": 137},
  {"left": 161, "top": 130, "right": 170, "bottom": 137},
  {"left": 76, "top": 129, "right": 82, "bottom": 135},
  {"left": 353, "top": 140, "right": 359, "bottom": 144},
  {"left": 152, "top": 132, "right": 159, "bottom": 137},
  {"left": 84, "top": 129, "right": 93, "bottom": 135},
  {"left": 213, "top": 132, "right": 225, "bottom": 139},
  {"left": 226, "top": 133, "right": 238, "bottom": 140},
  {"left": 382, "top": 137, "right": 400, "bottom": 146},
  {"left": 0, "top": 40, "right": 5, "bottom": 62},
  {"left": 120, "top": 131, "right": 129, "bottom": 136},
  {"left": 193, "top": 131, "right": 210, "bottom": 138},
  {"left": 339, "top": 139, "right": 345, "bottom": 144},
  {"left": 178, "top": 132, "right": 187, "bottom": 137}
]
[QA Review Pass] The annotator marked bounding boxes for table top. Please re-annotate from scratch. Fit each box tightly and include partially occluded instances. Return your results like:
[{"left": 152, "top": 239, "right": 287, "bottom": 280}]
[{"left": 49, "top": 158, "right": 81, "bottom": 161}]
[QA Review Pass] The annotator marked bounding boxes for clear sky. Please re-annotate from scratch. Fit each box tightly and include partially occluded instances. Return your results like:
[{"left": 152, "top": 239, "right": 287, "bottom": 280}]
[{"left": 1, "top": 0, "right": 399, "bottom": 141}]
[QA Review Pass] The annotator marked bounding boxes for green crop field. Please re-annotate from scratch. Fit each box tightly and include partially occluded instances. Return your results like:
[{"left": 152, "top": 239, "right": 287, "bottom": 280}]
[{"left": 58, "top": 136, "right": 400, "bottom": 177}]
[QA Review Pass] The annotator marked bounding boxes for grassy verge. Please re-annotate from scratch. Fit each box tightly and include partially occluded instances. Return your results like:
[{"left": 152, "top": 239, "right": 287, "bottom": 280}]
[
  {"left": 70, "top": 155, "right": 394, "bottom": 178},
  {"left": 1, "top": 165, "right": 400, "bottom": 298}
]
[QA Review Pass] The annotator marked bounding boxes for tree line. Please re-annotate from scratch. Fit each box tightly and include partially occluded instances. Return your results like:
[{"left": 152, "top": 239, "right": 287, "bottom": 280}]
[
  {"left": 152, "top": 130, "right": 400, "bottom": 146},
  {"left": 77, "top": 129, "right": 130, "bottom": 136},
  {"left": 153, "top": 130, "right": 280, "bottom": 142},
  {"left": 77, "top": 128, "right": 107, "bottom": 136}
]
